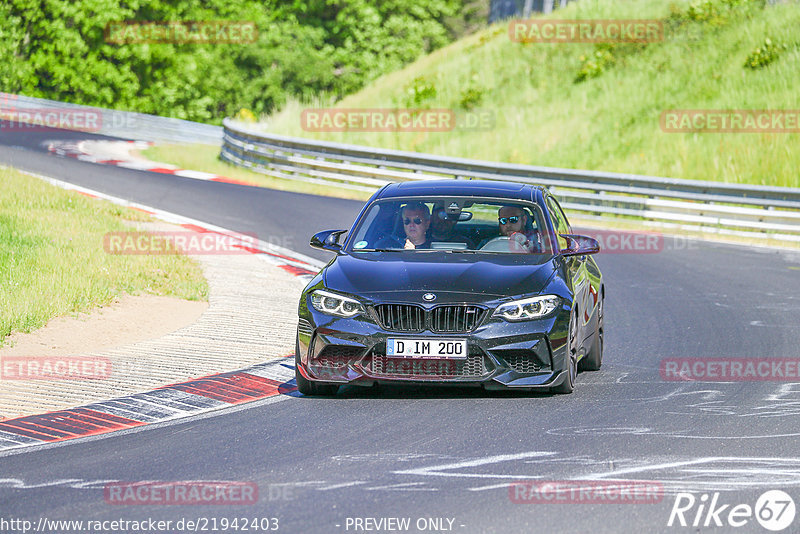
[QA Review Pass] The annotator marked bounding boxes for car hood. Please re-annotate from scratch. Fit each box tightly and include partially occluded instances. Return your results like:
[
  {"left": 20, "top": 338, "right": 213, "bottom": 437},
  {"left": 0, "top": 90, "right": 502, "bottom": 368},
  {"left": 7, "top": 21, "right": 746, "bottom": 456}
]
[{"left": 323, "top": 252, "right": 557, "bottom": 299}]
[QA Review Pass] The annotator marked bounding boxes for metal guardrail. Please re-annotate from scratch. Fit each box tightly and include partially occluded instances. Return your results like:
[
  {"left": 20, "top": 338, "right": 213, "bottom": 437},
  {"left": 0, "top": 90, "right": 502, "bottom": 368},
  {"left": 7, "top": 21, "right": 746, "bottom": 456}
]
[
  {"left": 0, "top": 92, "right": 222, "bottom": 145},
  {"left": 221, "top": 119, "right": 800, "bottom": 242}
]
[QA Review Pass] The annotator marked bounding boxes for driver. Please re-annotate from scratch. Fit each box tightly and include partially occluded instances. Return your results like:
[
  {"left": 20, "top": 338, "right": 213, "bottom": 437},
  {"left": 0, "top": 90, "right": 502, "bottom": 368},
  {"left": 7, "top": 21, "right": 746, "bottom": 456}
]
[
  {"left": 401, "top": 202, "right": 432, "bottom": 249},
  {"left": 497, "top": 205, "right": 540, "bottom": 252}
]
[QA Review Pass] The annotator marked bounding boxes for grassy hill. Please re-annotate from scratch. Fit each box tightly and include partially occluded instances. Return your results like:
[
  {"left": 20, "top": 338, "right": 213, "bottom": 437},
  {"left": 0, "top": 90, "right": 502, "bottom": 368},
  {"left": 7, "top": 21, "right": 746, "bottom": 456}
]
[{"left": 261, "top": 0, "right": 800, "bottom": 188}]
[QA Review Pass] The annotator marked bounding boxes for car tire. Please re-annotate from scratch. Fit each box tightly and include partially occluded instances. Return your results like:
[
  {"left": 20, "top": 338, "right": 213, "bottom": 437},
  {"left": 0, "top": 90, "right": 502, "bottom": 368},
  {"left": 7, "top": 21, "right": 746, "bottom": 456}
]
[
  {"left": 551, "top": 310, "right": 578, "bottom": 394},
  {"left": 579, "top": 294, "right": 603, "bottom": 372},
  {"left": 295, "top": 334, "right": 339, "bottom": 396}
]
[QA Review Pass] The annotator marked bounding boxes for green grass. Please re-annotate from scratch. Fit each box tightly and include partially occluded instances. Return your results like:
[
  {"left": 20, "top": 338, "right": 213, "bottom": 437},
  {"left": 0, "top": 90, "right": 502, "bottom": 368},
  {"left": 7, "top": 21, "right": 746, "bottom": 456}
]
[
  {"left": 140, "top": 144, "right": 373, "bottom": 201},
  {"left": 258, "top": 0, "right": 800, "bottom": 189},
  {"left": 0, "top": 166, "right": 208, "bottom": 344}
]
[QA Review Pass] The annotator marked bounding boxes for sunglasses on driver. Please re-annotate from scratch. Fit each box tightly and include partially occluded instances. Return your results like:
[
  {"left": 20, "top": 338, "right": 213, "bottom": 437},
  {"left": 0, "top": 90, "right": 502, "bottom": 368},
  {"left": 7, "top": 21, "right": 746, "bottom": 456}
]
[{"left": 498, "top": 215, "right": 520, "bottom": 225}]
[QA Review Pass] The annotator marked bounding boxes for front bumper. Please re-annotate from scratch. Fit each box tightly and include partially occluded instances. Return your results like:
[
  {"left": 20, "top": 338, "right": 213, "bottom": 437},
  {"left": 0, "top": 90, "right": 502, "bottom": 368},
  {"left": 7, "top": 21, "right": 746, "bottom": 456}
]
[{"left": 297, "top": 301, "right": 572, "bottom": 390}]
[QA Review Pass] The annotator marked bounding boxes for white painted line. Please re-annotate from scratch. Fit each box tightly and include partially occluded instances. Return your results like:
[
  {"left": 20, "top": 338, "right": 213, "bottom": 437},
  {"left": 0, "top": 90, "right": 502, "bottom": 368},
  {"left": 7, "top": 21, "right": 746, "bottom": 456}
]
[
  {"left": 317, "top": 481, "right": 367, "bottom": 491},
  {"left": 468, "top": 481, "right": 533, "bottom": 492},
  {"left": 365, "top": 482, "right": 437, "bottom": 491},
  {"left": 394, "top": 451, "right": 556, "bottom": 479},
  {"left": 116, "top": 161, "right": 166, "bottom": 170},
  {"left": 585, "top": 456, "right": 784, "bottom": 479},
  {"left": 174, "top": 170, "right": 219, "bottom": 180},
  {"left": 9, "top": 166, "right": 325, "bottom": 270},
  {"left": 0, "top": 478, "right": 83, "bottom": 489}
]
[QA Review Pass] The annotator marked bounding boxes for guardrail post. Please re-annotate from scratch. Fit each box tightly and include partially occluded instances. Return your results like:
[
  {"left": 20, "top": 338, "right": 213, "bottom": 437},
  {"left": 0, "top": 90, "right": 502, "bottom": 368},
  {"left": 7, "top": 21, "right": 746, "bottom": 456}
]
[{"left": 522, "top": 0, "right": 534, "bottom": 18}]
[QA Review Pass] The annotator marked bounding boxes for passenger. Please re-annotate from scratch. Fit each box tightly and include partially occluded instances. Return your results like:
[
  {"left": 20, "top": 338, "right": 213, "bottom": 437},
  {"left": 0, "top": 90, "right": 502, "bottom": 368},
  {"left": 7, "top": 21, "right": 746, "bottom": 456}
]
[
  {"left": 400, "top": 202, "right": 432, "bottom": 249},
  {"left": 430, "top": 205, "right": 475, "bottom": 248}
]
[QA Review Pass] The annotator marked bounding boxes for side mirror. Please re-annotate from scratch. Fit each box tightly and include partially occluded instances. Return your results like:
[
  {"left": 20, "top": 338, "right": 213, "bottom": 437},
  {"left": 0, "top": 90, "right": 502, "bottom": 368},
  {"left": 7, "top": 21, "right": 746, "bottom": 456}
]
[
  {"left": 310, "top": 229, "right": 347, "bottom": 252},
  {"left": 560, "top": 234, "right": 600, "bottom": 257}
]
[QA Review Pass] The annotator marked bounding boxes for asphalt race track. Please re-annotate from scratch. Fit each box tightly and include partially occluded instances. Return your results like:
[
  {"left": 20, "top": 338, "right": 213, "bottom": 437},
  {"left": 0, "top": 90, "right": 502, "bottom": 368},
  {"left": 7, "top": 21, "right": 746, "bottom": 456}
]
[{"left": 2, "top": 127, "right": 800, "bottom": 533}]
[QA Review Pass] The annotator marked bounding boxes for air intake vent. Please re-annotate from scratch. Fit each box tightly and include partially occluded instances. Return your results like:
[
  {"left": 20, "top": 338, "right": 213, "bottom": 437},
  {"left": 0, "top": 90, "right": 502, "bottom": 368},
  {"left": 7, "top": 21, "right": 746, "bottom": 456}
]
[
  {"left": 313, "top": 346, "right": 364, "bottom": 368},
  {"left": 298, "top": 318, "right": 313, "bottom": 336},
  {"left": 374, "top": 304, "right": 485, "bottom": 333},
  {"left": 431, "top": 306, "right": 485, "bottom": 333},
  {"left": 374, "top": 304, "right": 426, "bottom": 332},
  {"left": 501, "top": 354, "right": 542, "bottom": 374},
  {"left": 371, "top": 353, "right": 488, "bottom": 378}
]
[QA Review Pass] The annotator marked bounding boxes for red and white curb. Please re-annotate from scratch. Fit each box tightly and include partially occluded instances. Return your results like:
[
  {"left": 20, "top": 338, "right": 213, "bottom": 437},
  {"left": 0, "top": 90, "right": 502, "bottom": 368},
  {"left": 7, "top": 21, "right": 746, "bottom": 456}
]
[
  {"left": 0, "top": 167, "right": 324, "bottom": 453},
  {"left": 46, "top": 139, "right": 253, "bottom": 186},
  {"left": 0, "top": 358, "right": 300, "bottom": 453}
]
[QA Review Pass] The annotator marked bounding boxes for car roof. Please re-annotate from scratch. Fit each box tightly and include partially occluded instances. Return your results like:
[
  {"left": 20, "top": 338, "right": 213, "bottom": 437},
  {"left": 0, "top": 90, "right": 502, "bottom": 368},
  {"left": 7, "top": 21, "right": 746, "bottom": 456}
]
[{"left": 376, "top": 179, "right": 546, "bottom": 201}]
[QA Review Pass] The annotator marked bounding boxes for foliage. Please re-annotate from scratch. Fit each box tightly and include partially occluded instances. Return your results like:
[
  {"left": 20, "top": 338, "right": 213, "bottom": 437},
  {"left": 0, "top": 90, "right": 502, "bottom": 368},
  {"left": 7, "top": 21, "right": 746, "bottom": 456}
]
[
  {"left": 403, "top": 76, "right": 438, "bottom": 108},
  {"left": 0, "top": 0, "right": 470, "bottom": 123},
  {"left": 262, "top": 0, "right": 800, "bottom": 188},
  {"left": 575, "top": 0, "right": 769, "bottom": 83},
  {"left": 575, "top": 47, "right": 617, "bottom": 82},
  {"left": 457, "top": 74, "right": 484, "bottom": 110},
  {"left": 743, "top": 37, "right": 787, "bottom": 69}
]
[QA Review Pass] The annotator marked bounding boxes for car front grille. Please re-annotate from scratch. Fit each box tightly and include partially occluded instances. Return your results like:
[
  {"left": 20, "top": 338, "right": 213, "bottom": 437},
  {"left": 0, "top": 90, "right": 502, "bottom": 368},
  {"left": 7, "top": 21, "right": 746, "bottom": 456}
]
[
  {"left": 373, "top": 304, "right": 485, "bottom": 333},
  {"left": 374, "top": 304, "right": 426, "bottom": 332},
  {"left": 431, "top": 306, "right": 485, "bottom": 333},
  {"left": 370, "top": 353, "right": 488, "bottom": 378}
]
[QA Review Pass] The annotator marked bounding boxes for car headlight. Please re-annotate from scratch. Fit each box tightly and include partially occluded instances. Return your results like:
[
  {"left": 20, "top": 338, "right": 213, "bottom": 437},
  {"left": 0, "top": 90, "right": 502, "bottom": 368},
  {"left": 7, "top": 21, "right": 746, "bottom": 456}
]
[
  {"left": 311, "top": 290, "right": 365, "bottom": 318},
  {"left": 492, "top": 295, "right": 561, "bottom": 321}
]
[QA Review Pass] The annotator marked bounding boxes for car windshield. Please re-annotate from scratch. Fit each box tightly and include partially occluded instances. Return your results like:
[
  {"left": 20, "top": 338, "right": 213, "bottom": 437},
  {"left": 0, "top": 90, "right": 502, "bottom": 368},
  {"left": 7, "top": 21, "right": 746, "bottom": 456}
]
[{"left": 346, "top": 197, "right": 553, "bottom": 254}]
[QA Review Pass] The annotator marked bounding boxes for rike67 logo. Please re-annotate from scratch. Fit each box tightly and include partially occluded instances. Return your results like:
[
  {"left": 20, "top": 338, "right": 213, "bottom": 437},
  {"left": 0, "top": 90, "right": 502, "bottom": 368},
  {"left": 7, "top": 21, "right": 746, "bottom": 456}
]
[{"left": 668, "top": 490, "right": 796, "bottom": 531}]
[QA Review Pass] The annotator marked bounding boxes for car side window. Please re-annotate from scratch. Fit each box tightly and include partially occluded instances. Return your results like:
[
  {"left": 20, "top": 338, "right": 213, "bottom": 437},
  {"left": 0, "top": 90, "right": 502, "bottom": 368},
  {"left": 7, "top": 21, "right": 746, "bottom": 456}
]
[
  {"left": 551, "top": 197, "right": 572, "bottom": 232},
  {"left": 546, "top": 196, "right": 570, "bottom": 250}
]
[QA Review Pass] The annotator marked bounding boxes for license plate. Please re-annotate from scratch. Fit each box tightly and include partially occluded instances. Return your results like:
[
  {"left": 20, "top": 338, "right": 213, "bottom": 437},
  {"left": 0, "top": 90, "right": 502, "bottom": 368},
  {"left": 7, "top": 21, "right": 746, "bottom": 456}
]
[{"left": 386, "top": 338, "right": 467, "bottom": 359}]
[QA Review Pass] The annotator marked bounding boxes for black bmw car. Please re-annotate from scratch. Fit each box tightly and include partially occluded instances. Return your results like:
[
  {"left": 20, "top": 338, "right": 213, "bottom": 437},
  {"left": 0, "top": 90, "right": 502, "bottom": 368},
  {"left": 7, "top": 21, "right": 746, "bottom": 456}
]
[{"left": 296, "top": 180, "right": 603, "bottom": 395}]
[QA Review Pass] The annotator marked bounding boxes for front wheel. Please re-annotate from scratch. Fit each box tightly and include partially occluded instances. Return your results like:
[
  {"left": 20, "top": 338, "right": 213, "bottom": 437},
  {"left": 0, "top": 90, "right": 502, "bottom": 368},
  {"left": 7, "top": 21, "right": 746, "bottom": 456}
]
[
  {"left": 295, "top": 335, "right": 339, "bottom": 396},
  {"left": 551, "top": 311, "right": 578, "bottom": 394},
  {"left": 579, "top": 295, "right": 603, "bottom": 372}
]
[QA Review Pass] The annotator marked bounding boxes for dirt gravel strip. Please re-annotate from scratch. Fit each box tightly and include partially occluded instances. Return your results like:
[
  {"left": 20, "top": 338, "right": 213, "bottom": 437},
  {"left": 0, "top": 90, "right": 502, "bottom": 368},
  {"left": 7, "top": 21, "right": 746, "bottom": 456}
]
[{"left": 0, "top": 168, "right": 325, "bottom": 450}]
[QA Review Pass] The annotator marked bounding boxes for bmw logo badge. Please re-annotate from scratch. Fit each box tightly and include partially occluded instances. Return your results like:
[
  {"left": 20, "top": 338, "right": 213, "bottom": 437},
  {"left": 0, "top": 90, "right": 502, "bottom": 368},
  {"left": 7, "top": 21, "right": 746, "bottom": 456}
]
[{"left": 423, "top": 293, "right": 436, "bottom": 302}]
